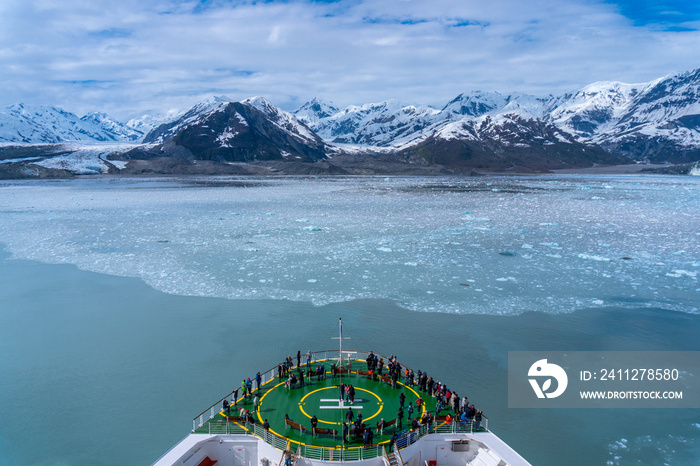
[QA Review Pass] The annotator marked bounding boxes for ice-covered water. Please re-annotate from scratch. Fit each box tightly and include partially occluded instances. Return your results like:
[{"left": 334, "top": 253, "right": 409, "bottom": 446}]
[{"left": 0, "top": 175, "right": 698, "bottom": 316}]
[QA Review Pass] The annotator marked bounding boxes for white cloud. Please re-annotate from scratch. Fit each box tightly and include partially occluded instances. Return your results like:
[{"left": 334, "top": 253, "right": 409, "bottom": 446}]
[
  {"left": 0, "top": 0, "right": 699, "bottom": 120},
  {"left": 267, "top": 25, "right": 283, "bottom": 44}
]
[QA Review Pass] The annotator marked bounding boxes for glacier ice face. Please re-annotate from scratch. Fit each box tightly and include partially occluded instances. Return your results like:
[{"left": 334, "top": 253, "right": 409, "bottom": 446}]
[{"left": 0, "top": 175, "right": 697, "bottom": 315}]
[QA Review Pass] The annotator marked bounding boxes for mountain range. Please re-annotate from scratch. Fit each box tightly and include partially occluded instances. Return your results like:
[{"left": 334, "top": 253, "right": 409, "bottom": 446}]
[{"left": 1, "top": 67, "right": 699, "bottom": 178}]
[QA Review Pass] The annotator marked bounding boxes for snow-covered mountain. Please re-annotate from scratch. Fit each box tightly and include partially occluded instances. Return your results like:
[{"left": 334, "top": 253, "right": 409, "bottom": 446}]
[
  {"left": 535, "top": 69, "right": 700, "bottom": 162},
  {"left": 292, "top": 92, "right": 556, "bottom": 151},
  {"left": 142, "top": 96, "right": 233, "bottom": 144},
  {"left": 293, "top": 98, "right": 340, "bottom": 127},
  {"left": 547, "top": 81, "right": 644, "bottom": 139},
  {"left": 0, "top": 104, "right": 144, "bottom": 144},
  {"left": 293, "top": 67, "right": 700, "bottom": 163},
  {"left": 80, "top": 112, "right": 145, "bottom": 142},
  {"left": 441, "top": 91, "right": 510, "bottom": 117},
  {"left": 126, "top": 109, "right": 183, "bottom": 136},
  {"left": 2, "top": 66, "right": 699, "bottom": 179},
  {"left": 305, "top": 100, "right": 442, "bottom": 148},
  {"left": 138, "top": 96, "right": 328, "bottom": 162}
]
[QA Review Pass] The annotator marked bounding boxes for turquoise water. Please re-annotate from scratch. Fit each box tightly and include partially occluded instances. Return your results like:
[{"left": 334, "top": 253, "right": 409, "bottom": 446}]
[{"left": 0, "top": 176, "right": 698, "bottom": 465}]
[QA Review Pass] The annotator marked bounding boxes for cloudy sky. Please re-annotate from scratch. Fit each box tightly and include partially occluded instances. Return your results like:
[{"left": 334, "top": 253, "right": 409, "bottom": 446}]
[{"left": 1, "top": 0, "right": 699, "bottom": 119}]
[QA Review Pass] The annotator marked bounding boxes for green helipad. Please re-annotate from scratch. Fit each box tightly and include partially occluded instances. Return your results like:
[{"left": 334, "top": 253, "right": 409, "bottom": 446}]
[{"left": 198, "top": 358, "right": 437, "bottom": 450}]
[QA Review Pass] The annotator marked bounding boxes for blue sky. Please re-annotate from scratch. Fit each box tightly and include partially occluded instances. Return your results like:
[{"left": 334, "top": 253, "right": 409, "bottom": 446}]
[
  {"left": 0, "top": 0, "right": 699, "bottom": 119},
  {"left": 606, "top": 0, "right": 700, "bottom": 28}
]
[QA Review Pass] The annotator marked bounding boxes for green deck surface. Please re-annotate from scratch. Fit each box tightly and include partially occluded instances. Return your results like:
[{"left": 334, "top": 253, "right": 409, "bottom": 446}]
[{"left": 198, "top": 359, "right": 439, "bottom": 450}]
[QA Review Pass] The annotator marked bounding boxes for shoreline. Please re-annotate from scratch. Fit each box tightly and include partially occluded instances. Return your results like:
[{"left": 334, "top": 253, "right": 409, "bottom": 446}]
[{"left": 548, "top": 163, "right": 674, "bottom": 174}]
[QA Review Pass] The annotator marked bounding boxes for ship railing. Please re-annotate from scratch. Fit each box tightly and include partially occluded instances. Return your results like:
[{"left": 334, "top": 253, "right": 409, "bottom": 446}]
[
  {"left": 431, "top": 418, "right": 488, "bottom": 434},
  {"left": 395, "top": 424, "right": 430, "bottom": 449},
  {"left": 200, "top": 419, "right": 487, "bottom": 462},
  {"left": 394, "top": 441, "right": 405, "bottom": 466},
  {"left": 381, "top": 445, "right": 390, "bottom": 466},
  {"left": 206, "top": 420, "right": 250, "bottom": 435},
  {"left": 253, "top": 424, "right": 289, "bottom": 451}
]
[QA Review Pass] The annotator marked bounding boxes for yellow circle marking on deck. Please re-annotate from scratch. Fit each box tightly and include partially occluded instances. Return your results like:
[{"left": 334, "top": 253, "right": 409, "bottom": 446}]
[
  {"left": 297, "top": 386, "right": 383, "bottom": 426},
  {"left": 256, "top": 381, "right": 286, "bottom": 423},
  {"left": 395, "top": 380, "right": 426, "bottom": 418}
]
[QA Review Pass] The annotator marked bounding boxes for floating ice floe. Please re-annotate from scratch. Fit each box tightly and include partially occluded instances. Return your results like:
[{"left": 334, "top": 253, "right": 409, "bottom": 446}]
[
  {"left": 578, "top": 253, "right": 611, "bottom": 262},
  {"left": 496, "top": 277, "right": 517, "bottom": 282},
  {"left": 463, "top": 215, "right": 491, "bottom": 222},
  {"left": 666, "top": 270, "right": 697, "bottom": 279}
]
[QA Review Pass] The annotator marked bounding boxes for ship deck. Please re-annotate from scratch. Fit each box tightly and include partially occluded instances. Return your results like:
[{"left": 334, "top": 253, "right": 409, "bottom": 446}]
[{"left": 195, "top": 358, "right": 443, "bottom": 450}]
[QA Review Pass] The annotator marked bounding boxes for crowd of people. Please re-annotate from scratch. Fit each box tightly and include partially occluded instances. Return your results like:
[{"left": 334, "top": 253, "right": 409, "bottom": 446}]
[{"left": 223, "top": 350, "right": 485, "bottom": 450}]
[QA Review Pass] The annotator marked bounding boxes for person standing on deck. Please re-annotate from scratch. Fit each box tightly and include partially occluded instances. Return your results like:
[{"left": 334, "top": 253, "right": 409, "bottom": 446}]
[
  {"left": 343, "top": 422, "right": 349, "bottom": 443},
  {"left": 346, "top": 407, "right": 354, "bottom": 423},
  {"left": 390, "top": 432, "right": 399, "bottom": 451},
  {"left": 397, "top": 406, "right": 404, "bottom": 429},
  {"left": 297, "top": 350, "right": 301, "bottom": 368},
  {"left": 339, "top": 382, "right": 345, "bottom": 401},
  {"left": 399, "top": 392, "right": 406, "bottom": 409},
  {"left": 241, "top": 379, "right": 248, "bottom": 399},
  {"left": 253, "top": 394, "right": 259, "bottom": 411},
  {"left": 278, "top": 364, "right": 283, "bottom": 379},
  {"left": 233, "top": 388, "right": 239, "bottom": 405},
  {"left": 256, "top": 372, "right": 262, "bottom": 391}
]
